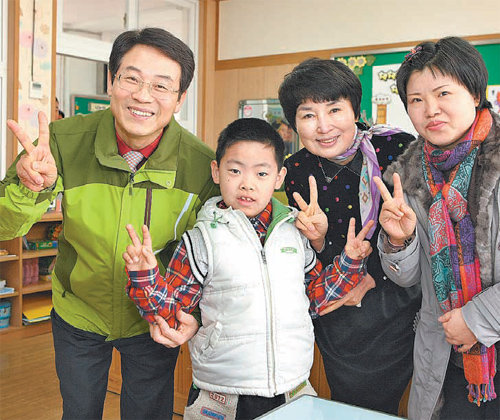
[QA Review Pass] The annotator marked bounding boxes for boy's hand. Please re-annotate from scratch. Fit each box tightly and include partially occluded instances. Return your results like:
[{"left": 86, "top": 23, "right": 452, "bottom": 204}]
[
  {"left": 319, "top": 273, "right": 376, "bottom": 315},
  {"left": 344, "top": 217, "right": 374, "bottom": 260},
  {"left": 7, "top": 112, "right": 57, "bottom": 192},
  {"left": 374, "top": 173, "right": 416, "bottom": 246},
  {"left": 293, "top": 176, "right": 328, "bottom": 251},
  {"left": 123, "top": 224, "right": 157, "bottom": 271}
]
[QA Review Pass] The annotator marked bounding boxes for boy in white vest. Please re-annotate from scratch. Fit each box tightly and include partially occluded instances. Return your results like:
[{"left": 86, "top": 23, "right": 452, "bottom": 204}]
[{"left": 123, "top": 118, "right": 375, "bottom": 419}]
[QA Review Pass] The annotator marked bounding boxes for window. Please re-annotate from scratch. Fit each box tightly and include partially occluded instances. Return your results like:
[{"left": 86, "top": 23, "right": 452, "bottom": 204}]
[{"left": 56, "top": 0, "right": 198, "bottom": 133}]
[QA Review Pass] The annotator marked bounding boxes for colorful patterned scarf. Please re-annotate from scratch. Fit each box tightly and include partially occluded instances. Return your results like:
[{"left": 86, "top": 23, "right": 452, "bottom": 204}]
[
  {"left": 333, "top": 124, "right": 405, "bottom": 238},
  {"left": 422, "top": 108, "right": 496, "bottom": 405}
]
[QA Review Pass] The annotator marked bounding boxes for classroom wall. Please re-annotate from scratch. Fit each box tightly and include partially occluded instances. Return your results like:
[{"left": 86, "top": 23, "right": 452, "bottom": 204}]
[
  {"left": 2, "top": 0, "right": 55, "bottom": 170},
  {"left": 15, "top": 0, "right": 54, "bottom": 148},
  {"left": 218, "top": 0, "right": 500, "bottom": 60},
  {"left": 199, "top": 0, "right": 500, "bottom": 149}
]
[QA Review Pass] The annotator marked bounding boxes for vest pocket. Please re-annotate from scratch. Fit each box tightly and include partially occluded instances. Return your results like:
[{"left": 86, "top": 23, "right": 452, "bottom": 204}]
[{"left": 193, "top": 320, "right": 223, "bottom": 362}]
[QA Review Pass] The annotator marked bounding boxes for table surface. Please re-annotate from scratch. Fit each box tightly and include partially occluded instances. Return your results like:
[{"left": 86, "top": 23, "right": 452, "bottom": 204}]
[{"left": 258, "top": 395, "right": 403, "bottom": 420}]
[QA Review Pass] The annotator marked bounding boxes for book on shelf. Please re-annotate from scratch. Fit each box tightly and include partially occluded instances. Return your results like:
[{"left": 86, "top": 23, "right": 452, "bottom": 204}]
[
  {"left": 0, "top": 279, "right": 15, "bottom": 295},
  {"left": 0, "top": 287, "right": 15, "bottom": 295},
  {"left": 22, "top": 294, "right": 52, "bottom": 325}
]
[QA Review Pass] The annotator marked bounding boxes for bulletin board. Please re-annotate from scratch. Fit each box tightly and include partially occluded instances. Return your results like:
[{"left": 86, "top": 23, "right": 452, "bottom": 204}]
[
  {"left": 71, "top": 95, "right": 110, "bottom": 116},
  {"left": 332, "top": 42, "right": 500, "bottom": 133}
]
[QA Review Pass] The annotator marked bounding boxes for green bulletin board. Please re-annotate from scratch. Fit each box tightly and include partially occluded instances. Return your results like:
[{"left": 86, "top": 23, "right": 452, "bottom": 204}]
[
  {"left": 334, "top": 42, "right": 500, "bottom": 126},
  {"left": 71, "top": 95, "right": 110, "bottom": 116}
]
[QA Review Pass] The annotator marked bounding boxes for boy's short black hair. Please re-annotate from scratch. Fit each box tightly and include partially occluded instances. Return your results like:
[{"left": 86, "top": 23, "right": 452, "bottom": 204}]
[
  {"left": 396, "top": 36, "right": 491, "bottom": 110},
  {"left": 278, "top": 58, "right": 362, "bottom": 131},
  {"left": 216, "top": 118, "right": 285, "bottom": 169},
  {"left": 109, "top": 27, "right": 194, "bottom": 100}
]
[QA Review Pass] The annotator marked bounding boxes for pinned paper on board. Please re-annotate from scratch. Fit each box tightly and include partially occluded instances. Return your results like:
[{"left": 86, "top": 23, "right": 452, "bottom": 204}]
[
  {"left": 487, "top": 85, "right": 500, "bottom": 114},
  {"left": 371, "top": 63, "right": 416, "bottom": 136}
]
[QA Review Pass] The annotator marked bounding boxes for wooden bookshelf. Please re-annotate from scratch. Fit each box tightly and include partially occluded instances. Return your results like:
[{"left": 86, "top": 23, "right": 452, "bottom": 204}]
[{"left": 0, "top": 212, "right": 62, "bottom": 332}]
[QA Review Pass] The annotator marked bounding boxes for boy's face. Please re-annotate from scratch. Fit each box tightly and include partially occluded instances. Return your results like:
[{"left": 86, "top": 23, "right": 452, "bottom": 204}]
[{"left": 211, "top": 141, "right": 286, "bottom": 218}]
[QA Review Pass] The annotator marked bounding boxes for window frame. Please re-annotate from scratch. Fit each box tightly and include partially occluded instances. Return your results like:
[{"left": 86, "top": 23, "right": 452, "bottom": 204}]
[{"left": 56, "top": 0, "right": 199, "bottom": 134}]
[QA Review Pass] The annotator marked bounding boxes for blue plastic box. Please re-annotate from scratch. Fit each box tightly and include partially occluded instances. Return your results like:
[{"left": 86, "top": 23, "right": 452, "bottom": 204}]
[{"left": 0, "top": 301, "right": 12, "bottom": 329}]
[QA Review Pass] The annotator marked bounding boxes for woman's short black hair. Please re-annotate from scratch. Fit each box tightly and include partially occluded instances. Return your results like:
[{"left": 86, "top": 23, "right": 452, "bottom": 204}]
[
  {"left": 109, "top": 27, "right": 194, "bottom": 100},
  {"left": 396, "top": 36, "right": 491, "bottom": 110},
  {"left": 278, "top": 58, "right": 362, "bottom": 131},
  {"left": 216, "top": 118, "right": 285, "bottom": 169}
]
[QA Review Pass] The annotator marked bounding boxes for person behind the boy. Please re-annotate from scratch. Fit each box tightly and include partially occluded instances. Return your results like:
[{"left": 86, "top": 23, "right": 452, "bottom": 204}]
[
  {"left": 279, "top": 58, "right": 421, "bottom": 415},
  {"left": 123, "top": 118, "right": 376, "bottom": 419}
]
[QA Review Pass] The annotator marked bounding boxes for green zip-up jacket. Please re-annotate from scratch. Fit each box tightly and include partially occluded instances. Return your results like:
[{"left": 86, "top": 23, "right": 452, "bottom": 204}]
[{"left": 0, "top": 109, "right": 218, "bottom": 339}]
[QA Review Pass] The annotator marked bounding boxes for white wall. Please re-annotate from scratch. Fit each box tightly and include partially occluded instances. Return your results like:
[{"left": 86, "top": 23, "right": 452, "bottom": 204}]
[{"left": 219, "top": 0, "right": 500, "bottom": 60}]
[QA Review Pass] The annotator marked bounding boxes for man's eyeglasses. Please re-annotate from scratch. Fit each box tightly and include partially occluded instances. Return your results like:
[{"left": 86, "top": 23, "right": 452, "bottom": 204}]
[{"left": 115, "top": 73, "right": 180, "bottom": 99}]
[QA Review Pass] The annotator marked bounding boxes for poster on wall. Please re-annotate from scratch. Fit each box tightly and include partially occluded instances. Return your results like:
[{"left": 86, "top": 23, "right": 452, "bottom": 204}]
[
  {"left": 71, "top": 95, "right": 110, "bottom": 116},
  {"left": 487, "top": 85, "right": 500, "bottom": 114},
  {"left": 238, "top": 99, "right": 300, "bottom": 158},
  {"left": 371, "top": 63, "right": 416, "bottom": 136}
]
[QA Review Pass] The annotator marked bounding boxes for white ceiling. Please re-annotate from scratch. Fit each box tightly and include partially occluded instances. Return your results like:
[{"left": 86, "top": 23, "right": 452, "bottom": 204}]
[{"left": 61, "top": 0, "right": 186, "bottom": 41}]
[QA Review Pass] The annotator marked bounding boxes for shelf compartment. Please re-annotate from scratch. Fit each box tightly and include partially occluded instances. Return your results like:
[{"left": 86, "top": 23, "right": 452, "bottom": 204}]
[
  {"left": 22, "top": 292, "right": 52, "bottom": 326},
  {"left": 0, "top": 291, "right": 20, "bottom": 299},
  {"left": 23, "top": 249, "right": 58, "bottom": 259},
  {"left": 41, "top": 212, "right": 63, "bottom": 222},
  {"left": 22, "top": 281, "right": 52, "bottom": 295},
  {"left": 0, "top": 254, "right": 19, "bottom": 262}
]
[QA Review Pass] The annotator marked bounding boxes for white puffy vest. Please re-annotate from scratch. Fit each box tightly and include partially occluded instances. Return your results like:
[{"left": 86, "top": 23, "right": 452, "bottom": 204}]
[{"left": 187, "top": 198, "right": 315, "bottom": 397}]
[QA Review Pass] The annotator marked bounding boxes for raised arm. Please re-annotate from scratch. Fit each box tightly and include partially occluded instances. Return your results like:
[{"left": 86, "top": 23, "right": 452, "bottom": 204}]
[
  {"left": 374, "top": 173, "right": 416, "bottom": 245},
  {"left": 293, "top": 175, "right": 328, "bottom": 252},
  {"left": 123, "top": 224, "right": 201, "bottom": 347},
  {"left": 7, "top": 112, "right": 57, "bottom": 192},
  {"left": 375, "top": 173, "right": 421, "bottom": 288},
  {"left": 307, "top": 217, "right": 376, "bottom": 316},
  {"left": 0, "top": 112, "right": 61, "bottom": 239},
  {"left": 123, "top": 224, "right": 157, "bottom": 271}
]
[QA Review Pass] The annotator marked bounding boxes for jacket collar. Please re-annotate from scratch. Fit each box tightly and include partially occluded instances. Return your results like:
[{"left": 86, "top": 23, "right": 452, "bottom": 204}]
[
  {"left": 198, "top": 196, "right": 296, "bottom": 226},
  {"left": 94, "top": 108, "right": 183, "bottom": 173},
  {"left": 93, "top": 109, "right": 182, "bottom": 188}
]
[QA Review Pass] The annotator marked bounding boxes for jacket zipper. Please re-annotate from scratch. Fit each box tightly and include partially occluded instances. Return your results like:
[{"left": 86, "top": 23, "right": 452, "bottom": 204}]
[
  {"left": 260, "top": 247, "right": 277, "bottom": 394},
  {"left": 129, "top": 173, "right": 135, "bottom": 195},
  {"left": 233, "top": 210, "right": 293, "bottom": 395},
  {"left": 259, "top": 214, "right": 293, "bottom": 395},
  {"left": 144, "top": 188, "right": 152, "bottom": 228}
]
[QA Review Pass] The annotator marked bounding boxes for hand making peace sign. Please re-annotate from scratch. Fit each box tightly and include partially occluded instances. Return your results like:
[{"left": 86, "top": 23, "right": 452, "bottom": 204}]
[
  {"left": 123, "top": 224, "right": 157, "bottom": 272},
  {"left": 293, "top": 175, "right": 328, "bottom": 251},
  {"left": 318, "top": 219, "right": 376, "bottom": 315},
  {"left": 7, "top": 112, "right": 57, "bottom": 192},
  {"left": 344, "top": 217, "right": 374, "bottom": 260},
  {"left": 374, "top": 173, "right": 416, "bottom": 246}
]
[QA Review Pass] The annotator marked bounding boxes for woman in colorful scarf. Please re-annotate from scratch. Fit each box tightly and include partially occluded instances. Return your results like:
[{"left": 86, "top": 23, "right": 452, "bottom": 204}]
[
  {"left": 376, "top": 36, "right": 499, "bottom": 420},
  {"left": 279, "top": 58, "right": 422, "bottom": 416}
]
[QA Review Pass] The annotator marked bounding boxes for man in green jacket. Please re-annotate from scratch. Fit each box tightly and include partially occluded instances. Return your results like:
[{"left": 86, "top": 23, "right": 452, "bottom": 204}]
[{"left": 0, "top": 28, "right": 217, "bottom": 419}]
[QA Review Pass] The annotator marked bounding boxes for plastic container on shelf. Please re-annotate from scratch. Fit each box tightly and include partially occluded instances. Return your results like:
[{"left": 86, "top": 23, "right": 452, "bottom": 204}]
[
  {"left": 22, "top": 258, "right": 39, "bottom": 286},
  {"left": 0, "top": 301, "right": 11, "bottom": 328}
]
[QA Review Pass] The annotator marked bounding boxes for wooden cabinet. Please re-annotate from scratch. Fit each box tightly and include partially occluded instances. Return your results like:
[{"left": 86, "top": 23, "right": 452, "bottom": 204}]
[
  {"left": 0, "top": 211, "right": 62, "bottom": 335},
  {"left": 107, "top": 343, "right": 330, "bottom": 416}
]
